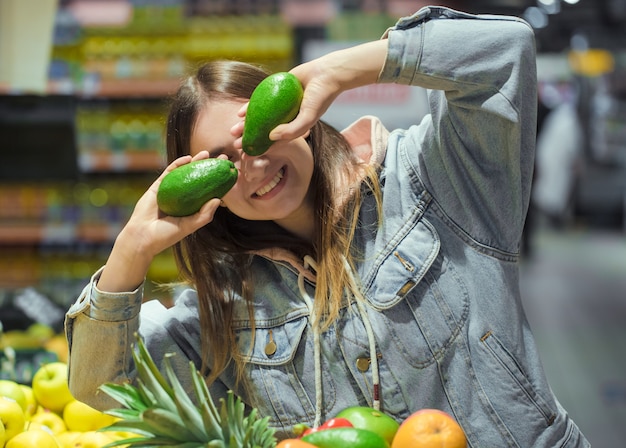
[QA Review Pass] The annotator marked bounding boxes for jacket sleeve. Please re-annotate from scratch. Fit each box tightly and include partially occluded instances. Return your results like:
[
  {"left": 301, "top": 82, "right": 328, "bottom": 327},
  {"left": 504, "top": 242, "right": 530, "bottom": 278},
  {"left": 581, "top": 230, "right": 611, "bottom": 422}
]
[
  {"left": 379, "top": 6, "right": 537, "bottom": 253},
  {"left": 64, "top": 268, "right": 203, "bottom": 410}
]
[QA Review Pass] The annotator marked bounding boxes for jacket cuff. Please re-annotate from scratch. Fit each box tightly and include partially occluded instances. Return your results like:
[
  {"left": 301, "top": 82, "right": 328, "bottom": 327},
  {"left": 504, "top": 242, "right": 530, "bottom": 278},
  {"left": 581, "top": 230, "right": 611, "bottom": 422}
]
[
  {"left": 66, "top": 266, "right": 144, "bottom": 322},
  {"left": 379, "top": 8, "right": 427, "bottom": 84}
]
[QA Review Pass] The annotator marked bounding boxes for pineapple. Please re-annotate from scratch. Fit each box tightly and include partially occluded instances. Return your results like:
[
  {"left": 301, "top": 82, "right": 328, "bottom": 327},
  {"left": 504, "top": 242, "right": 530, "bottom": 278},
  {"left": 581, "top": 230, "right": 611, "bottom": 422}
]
[{"left": 98, "top": 333, "right": 276, "bottom": 448}]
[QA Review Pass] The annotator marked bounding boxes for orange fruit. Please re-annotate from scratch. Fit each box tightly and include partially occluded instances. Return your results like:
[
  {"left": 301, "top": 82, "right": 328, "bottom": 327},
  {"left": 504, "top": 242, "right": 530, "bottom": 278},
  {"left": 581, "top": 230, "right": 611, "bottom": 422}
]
[{"left": 391, "top": 409, "right": 467, "bottom": 448}]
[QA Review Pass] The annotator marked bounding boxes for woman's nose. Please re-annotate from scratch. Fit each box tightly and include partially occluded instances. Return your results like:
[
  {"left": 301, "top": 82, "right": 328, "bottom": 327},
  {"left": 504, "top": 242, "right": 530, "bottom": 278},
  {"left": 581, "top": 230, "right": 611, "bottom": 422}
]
[{"left": 240, "top": 153, "right": 269, "bottom": 181}]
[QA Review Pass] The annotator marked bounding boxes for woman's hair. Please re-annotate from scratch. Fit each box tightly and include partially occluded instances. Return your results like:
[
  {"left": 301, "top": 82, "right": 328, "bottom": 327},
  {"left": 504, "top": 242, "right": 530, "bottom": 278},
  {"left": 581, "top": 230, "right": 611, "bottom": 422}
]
[{"left": 165, "top": 60, "right": 381, "bottom": 386}]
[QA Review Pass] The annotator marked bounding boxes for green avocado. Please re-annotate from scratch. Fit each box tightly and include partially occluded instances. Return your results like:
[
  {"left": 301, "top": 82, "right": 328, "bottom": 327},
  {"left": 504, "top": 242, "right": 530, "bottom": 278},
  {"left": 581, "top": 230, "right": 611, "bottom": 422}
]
[
  {"left": 302, "top": 427, "right": 390, "bottom": 448},
  {"left": 242, "top": 71, "right": 304, "bottom": 156},
  {"left": 157, "top": 158, "right": 238, "bottom": 217}
]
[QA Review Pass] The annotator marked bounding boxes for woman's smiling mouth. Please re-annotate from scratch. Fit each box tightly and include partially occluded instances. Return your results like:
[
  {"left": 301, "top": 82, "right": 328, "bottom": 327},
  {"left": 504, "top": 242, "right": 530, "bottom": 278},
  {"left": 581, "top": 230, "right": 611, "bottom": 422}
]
[{"left": 255, "top": 167, "right": 285, "bottom": 197}]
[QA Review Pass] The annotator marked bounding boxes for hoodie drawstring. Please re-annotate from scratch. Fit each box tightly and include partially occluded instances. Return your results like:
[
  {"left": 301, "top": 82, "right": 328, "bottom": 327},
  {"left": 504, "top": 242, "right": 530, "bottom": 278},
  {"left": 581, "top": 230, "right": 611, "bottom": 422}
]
[
  {"left": 297, "top": 255, "right": 323, "bottom": 428},
  {"left": 297, "top": 255, "right": 381, "bottom": 429},
  {"left": 342, "top": 256, "right": 381, "bottom": 411}
]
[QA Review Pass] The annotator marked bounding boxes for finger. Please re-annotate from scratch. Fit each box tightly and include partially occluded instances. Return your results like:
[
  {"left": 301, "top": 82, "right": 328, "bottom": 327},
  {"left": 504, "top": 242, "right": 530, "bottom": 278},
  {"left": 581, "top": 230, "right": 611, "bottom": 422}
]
[
  {"left": 269, "top": 107, "right": 318, "bottom": 141},
  {"left": 154, "top": 155, "right": 192, "bottom": 186},
  {"left": 191, "top": 150, "right": 210, "bottom": 161},
  {"left": 167, "top": 154, "right": 192, "bottom": 171},
  {"left": 233, "top": 135, "right": 243, "bottom": 150},
  {"left": 179, "top": 198, "right": 221, "bottom": 233},
  {"left": 237, "top": 102, "right": 249, "bottom": 117},
  {"left": 230, "top": 119, "right": 245, "bottom": 137}
]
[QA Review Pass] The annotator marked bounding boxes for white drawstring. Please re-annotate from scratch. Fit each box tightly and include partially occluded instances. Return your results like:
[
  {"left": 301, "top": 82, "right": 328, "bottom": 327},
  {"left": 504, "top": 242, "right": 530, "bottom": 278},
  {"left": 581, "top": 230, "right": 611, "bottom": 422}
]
[
  {"left": 297, "top": 255, "right": 323, "bottom": 428},
  {"left": 342, "top": 256, "right": 381, "bottom": 411},
  {"left": 296, "top": 254, "right": 382, "bottom": 430}
]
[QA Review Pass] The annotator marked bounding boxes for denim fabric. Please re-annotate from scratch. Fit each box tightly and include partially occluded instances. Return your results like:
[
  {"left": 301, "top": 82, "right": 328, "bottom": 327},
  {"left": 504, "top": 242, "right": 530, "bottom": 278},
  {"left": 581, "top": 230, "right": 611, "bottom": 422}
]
[{"left": 65, "top": 6, "right": 590, "bottom": 447}]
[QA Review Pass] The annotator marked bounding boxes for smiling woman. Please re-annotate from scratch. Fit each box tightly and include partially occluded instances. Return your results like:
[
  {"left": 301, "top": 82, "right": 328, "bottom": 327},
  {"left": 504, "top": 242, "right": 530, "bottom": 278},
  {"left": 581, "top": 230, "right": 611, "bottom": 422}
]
[{"left": 65, "top": 5, "right": 589, "bottom": 447}]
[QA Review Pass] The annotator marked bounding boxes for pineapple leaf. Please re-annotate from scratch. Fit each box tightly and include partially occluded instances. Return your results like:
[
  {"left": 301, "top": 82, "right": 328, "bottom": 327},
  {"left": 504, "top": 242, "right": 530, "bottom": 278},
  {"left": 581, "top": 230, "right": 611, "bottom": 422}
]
[
  {"left": 199, "top": 396, "right": 224, "bottom": 441},
  {"left": 191, "top": 361, "right": 223, "bottom": 440},
  {"left": 103, "top": 436, "right": 205, "bottom": 448},
  {"left": 100, "top": 333, "right": 276, "bottom": 448},
  {"left": 135, "top": 332, "right": 174, "bottom": 394},
  {"left": 100, "top": 436, "right": 154, "bottom": 447},
  {"left": 100, "top": 419, "right": 157, "bottom": 434},
  {"left": 103, "top": 407, "right": 142, "bottom": 420},
  {"left": 98, "top": 382, "right": 148, "bottom": 411},
  {"left": 135, "top": 377, "right": 159, "bottom": 408},
  {"left": 132, "top": 342, "right": 178, "bottom": 413},
  {"left": 140, "top": 408, "right": 201, "bottom": 442},
  {"left": 163, "top": 354, "right": 209, "bottom": 441}
]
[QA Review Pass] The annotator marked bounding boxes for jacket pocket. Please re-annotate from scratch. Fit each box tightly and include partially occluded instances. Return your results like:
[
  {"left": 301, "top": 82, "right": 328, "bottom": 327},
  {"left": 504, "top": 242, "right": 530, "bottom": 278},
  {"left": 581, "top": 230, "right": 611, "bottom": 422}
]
[
  {"left": 362, "top": 218, "right": 440, "bottom": 310},
  {"left": 480, "top": 330, "right": 557, "bottom": 426},
  {"left": 233, "top": 315, "right": 336, "bottom": 431},
  {"left": 360, "top": 217, "right": 469, "bottom": 368}
]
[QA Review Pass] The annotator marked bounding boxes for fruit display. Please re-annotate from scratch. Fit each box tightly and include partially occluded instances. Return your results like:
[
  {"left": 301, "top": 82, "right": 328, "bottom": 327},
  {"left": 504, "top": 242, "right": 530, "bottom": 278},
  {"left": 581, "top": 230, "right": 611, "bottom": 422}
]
[
  {"left": 99, "top": 334, "right": 467, "bottom": 448},
  {"left": 242, "top": 72, "right": 304, "bottom": 156},
  {"left": 157, "top": 158, "right": 239, "bottom": 217},
  {"left": 0, "top": 368, "right": 127, "bottom": 448},
  {"left": 0, "top": 328, "right": 468, "bottom": 447},
  {"left": 0, "top": 323, "right": 126, "bottom": 447}
]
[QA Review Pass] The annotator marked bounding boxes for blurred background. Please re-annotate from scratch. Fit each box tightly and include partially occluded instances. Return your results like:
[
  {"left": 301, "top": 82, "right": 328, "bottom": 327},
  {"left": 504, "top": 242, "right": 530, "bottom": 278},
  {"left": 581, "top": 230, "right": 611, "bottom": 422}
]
[{"left": 0, "top": 0, "right": 624, "bottom": 446}]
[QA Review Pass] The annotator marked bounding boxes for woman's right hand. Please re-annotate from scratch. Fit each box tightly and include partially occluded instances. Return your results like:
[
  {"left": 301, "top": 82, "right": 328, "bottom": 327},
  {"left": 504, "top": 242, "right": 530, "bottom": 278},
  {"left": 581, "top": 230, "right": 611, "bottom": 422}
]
[
  {"left": 269, "top": 39, "right": 389, "bottom": 142},
  {"left": 96, "top": 151, "right": 221, "bottom": 293}
]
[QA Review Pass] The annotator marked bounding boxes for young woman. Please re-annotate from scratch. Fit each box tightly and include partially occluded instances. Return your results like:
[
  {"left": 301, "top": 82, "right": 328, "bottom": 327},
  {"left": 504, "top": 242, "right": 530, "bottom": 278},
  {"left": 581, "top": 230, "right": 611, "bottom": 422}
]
[{"left": 66, "top": 6, "right": 589, "bottom": 446}]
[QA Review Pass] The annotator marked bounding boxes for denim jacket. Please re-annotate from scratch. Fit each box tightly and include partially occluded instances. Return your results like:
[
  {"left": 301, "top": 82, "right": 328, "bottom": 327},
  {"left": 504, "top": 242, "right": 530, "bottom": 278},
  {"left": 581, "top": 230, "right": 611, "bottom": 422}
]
[{"left": 66, "top": 6, "right": 589, "bottom": 447}]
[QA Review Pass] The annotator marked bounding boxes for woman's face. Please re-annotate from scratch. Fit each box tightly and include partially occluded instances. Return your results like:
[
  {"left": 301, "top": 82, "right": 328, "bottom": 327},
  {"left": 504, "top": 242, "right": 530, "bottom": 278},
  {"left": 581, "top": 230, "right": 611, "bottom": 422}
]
[{"left": 189, "top": 99, "right": 315, "bottom": 236}]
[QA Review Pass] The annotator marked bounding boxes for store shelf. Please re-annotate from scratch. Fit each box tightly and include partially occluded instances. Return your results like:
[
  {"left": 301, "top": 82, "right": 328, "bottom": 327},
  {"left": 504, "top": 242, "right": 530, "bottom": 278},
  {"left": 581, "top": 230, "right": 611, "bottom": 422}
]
[
  {"left": 1, "top": 79, "right": 180, "bottom": 98},
  {"left": 78, "top": 150, "right": 165, "bottom": 173},
  {"left": 0, "top": 222, "right": 122, "bottom": 245},
  {"left": 87, "top": 79, "right": 181, "bottom": 98}
]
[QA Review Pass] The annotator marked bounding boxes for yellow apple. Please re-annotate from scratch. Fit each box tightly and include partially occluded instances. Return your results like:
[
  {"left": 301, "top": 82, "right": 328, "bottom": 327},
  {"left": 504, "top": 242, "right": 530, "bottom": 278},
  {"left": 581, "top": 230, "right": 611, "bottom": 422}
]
[
  {"left": 55, "top": 430, "right": 82, "bottom": 448},
  {"left": 0, "top": 380, "right": 27, "bottom": 412},
  {"left": 31, "top": 362, "right": 74, "bottom": 413},
  {"left": 30, "top": 409, "right": 67, "bottom": 434},
  {"left": 18, "top": 385, "right": 38, "bottom": 418},
  {"left": 0, "top": 396, "right": 26, "bottom": 442},
  {"left": 0, "top": 418, "right": 6, "bottom": 447},
  {"left": 6, "top": 427, "right": 60, "bottom": 448},
  {"left": 62, "top": 399, "right": 116, "bottom": 432},
  {"left": 69, "top": 430, "right": 114, "bottom": 447}
]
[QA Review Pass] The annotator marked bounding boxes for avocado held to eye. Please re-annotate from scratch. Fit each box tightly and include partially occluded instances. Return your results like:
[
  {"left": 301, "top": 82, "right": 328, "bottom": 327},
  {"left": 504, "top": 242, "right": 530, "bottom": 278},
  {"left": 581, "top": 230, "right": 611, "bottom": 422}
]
[
  {"left": 157, "top": 158, "right": 238, "bottom": 217},
  {"left": 242, "top": 72, "right": 304, "bottom": 156}
]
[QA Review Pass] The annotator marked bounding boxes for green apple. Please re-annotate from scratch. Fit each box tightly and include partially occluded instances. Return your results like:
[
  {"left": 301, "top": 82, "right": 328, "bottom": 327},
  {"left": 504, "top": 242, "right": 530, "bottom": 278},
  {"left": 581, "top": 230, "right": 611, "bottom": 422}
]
[
  {"left": 31, "top": 362, "right": 74, "bottom": 413},
  {"left": 0, "top": 396, "right": 26, "bottom": 442},
  {"left": 0, "top": 380, "right": 27, "bottom": 412},
  {"left": 6, "top": 427, "right": 60, "bottom": 448},
  {"left": 336, "top": 405, "right": 400, "bottom": 446}
]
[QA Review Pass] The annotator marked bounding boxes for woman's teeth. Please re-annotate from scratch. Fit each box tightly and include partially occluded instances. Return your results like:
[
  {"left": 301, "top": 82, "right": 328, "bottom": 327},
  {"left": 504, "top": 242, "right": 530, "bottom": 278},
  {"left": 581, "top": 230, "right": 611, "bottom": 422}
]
[{"left": 256, "top": 168, "right": 284, "bottom": 196}]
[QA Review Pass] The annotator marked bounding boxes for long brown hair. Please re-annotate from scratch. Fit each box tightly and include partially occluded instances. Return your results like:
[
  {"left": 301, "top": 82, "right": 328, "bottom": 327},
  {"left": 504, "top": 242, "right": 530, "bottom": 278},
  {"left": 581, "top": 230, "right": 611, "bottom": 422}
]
[{"left": 165, "top": 60, "right": 381, "bottom": 385}]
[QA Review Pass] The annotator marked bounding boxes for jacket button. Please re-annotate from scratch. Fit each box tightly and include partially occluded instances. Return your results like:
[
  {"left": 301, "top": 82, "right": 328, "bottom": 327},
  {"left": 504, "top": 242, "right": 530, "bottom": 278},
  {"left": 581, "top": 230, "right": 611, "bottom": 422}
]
[
  {"left": 356, "top": 357, "right": 370, "bottom": 372},
  {"left": 265, "top": 341, "right": 277, "bottom": 356}
]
